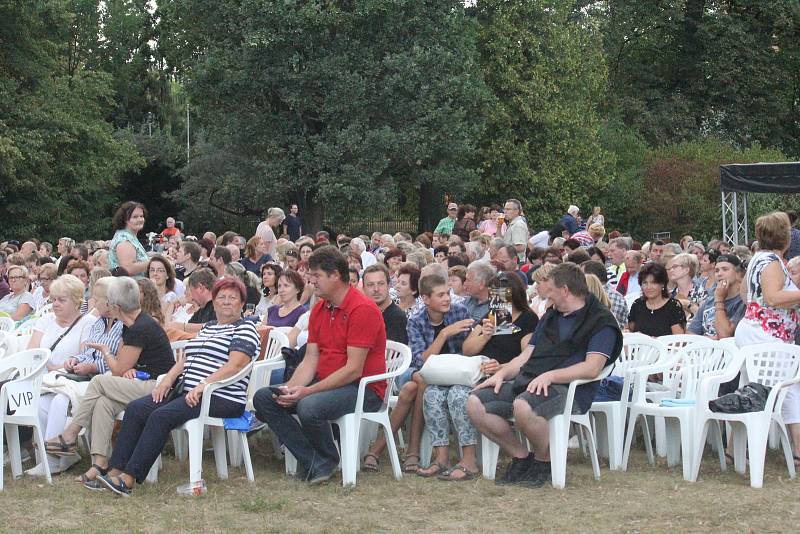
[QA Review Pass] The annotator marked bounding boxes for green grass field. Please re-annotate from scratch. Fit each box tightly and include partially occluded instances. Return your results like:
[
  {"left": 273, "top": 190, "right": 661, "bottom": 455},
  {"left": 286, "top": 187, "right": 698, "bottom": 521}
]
[{"left": 1, "top": 440, "right": 798, "bottom": 533}]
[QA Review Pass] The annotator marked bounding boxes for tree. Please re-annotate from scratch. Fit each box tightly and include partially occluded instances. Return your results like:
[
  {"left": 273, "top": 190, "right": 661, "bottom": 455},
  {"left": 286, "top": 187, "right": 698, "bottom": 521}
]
[
  {"left": 163, "top": 0, "right": 489, "bottom": 233},
  {"left": 471, "top": 0, "right": 614, "bottom": 231},
  {"left": 0, "top": 1, "right": 142, "bottom": 241}
]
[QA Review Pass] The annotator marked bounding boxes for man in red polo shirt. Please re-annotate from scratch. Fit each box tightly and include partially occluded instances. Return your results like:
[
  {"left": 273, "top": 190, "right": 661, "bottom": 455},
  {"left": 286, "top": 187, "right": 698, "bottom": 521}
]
[{"left": 253, "top": 246, "right": 387, "bottom": 484}]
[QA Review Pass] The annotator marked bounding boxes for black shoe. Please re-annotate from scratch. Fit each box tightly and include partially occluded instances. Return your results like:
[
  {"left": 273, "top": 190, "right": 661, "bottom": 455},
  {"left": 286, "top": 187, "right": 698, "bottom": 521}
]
[
  {"left": 519, "top": 462, "right": 551, "bottom": 488},
  {"left": 97, "top": 474, "right": 132, "bottom": 497},
  {"left": 496, "top": 455, "right": 533, "bottom": 486}
]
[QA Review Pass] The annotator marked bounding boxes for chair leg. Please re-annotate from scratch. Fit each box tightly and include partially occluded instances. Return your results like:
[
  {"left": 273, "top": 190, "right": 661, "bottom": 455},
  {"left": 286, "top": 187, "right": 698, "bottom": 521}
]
[
  {"left": 0, "top": 423, "right": 6, "bottom": 491},
  {"left": 227, "top": 430, "right": 242, "bottom": 467},
  {"left": 6, "top": 424, "right": 23, "bottom": 479},
  {"left": 549, "top": 415, "right": 569, "bottom": 489},
  {"left": 284, "top": 448, "right": 298, "bottom": 477},
  {"left": 30, "top": 423, "right": 52, "bottom": 485},
  {"left": 185, "top": 424, "right": 204, "bottom": 484},
  {"left": 745, "top": 420, "right": 771, "bottom": 489},
  {"left": 665, "top": 418, "right": 681, "bottom": 468},
  {"left": 239, "top": 433, "right": 255, "bottom": 482},
  {"left": 690, "top": 419, "right": 709, "bottom": 482},
  {"left": 710, "top": 421, "right": 726, "bottom": 473},
  {"left": 481, "top": 434, "right": 500, "bottom": 480},
  {"left": 621, "top": 411, "right": 639, "bottom": 471},
  {"left": 381, "top": 416, "right": 403, "bottom": 481},
  {"left": 146, "top": 456, "right": 160, "bottom": 483},
  {"left": 731, "top": 422, "right": 748, "bottom": 475},
  {"left": 774, "top": 421, "right": 796, "bottom": 480},
  {"left": 582, "top": 422, "right": 601, "bottom": 480},
  {"left": 419, "top": 426, "right": 432, "bottom": 468},
  {"left": 679, "top": 418, "right": 693, "bottom": 481},
  {"left": 211, "top": 427, "right": 229, "bottom": 480},
  {"left": 338, "top": 418, "right": 359, "bottom": 487},
  {"left": 654, "top": 416, "right": 667, "bottom": 458}
]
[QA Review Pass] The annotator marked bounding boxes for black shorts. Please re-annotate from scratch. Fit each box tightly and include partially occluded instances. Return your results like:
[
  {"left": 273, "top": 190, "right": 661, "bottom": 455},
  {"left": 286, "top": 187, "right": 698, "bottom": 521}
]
[{"left": 471, "top": 382, "right": 580, "bottom": 421}]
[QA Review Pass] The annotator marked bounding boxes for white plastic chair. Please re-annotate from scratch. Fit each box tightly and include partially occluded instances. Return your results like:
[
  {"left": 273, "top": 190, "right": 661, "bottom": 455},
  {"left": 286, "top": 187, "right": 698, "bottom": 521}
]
[
  {"left": 0, "top": 349, "right": 51, "bottom": 491},
  {"left": 0, "top": 317, "right": 14, "bottom": 333},
  {"left": 13, "top": 321, "right": 36, "bottom": 336},
  {"left": 227, "top": 330, "right": 289, "bottom": 467},
  {"left": 621, "top": 338, "right": 737, "bottom": 480},
  {"left": 481, "top": 364, "right": 612, "bottom": 488},
  {"left": 172, "top": 361, "right": 256, "bottom": 484},
  {"left": 284, "top": 341, "right": 412, "bottom": 486},
  {"left": 691, "top": 342, "right": 800, "bottom": 488},
  {"left": 0, "top": 331, "right": 16, "bottom": 359},
  {"left": 590, "top": 335, "right": 667, "bottom": 470}
]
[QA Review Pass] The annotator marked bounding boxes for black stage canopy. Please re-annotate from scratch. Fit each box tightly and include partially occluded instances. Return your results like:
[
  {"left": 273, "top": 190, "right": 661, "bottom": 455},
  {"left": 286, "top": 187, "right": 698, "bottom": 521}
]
[{"left": 721, "top": 162, "right": 800, "bottom": 194}]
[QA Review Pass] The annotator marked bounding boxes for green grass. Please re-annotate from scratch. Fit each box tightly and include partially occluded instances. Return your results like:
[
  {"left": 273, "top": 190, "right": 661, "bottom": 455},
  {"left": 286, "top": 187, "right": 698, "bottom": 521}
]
[{"left": 1, "top": 437, "right": 799, "bottom": 533}]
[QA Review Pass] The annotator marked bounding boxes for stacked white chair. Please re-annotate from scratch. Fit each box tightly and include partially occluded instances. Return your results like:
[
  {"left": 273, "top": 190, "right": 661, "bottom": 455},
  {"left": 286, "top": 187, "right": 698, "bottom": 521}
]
[
  {"left": 691, "top": 342, "right": 800, "bottom": 488},
  {"left": 285, "top": 341, "right": 412, "bottom": 486},
  {"left": 590, "top": 334, "right": 667, "bottom": 470},
  {"left": 621, "top": 338, "right": 737, "bottom": 480},
  {"left": 481, "top": 364, "right": 612, "bottom": 488},
  {"left": 0, "top": 349, "right": 51, "bottom": 491}
]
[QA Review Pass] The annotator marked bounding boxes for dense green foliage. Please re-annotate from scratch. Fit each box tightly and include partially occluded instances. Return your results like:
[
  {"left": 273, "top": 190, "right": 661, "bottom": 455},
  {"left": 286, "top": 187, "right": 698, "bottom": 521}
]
[{"left": 1, "top": 0, "right": 799, "bottom": 240}]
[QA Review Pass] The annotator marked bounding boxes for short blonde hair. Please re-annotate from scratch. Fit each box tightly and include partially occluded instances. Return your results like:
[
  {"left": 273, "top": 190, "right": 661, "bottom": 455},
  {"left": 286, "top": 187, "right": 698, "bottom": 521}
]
[
  {"left": 585, "top": 274, "right": 611, "bottom": 308},
  {"left": 670, "top": 252, "right": 699, "bottom": 278},
  {"left": 755, "top": 211, "right": 791, "bottom": 251},
  {"left": 588, "top": 223, "right": 606, "bottom": 240},
  {"left": 532, "top": 262, "right": 557, "bottom": 283},
  {"left": 6, "top": 264, "right": 28, "bottom": 279},
  {"left": 50, "top": 274, "right": 85, "bottom": 308}
]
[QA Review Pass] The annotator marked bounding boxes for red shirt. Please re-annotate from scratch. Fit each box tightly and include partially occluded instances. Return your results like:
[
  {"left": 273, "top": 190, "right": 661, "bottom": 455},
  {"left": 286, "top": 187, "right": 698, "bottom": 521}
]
[{"left": 308, "top": 287, "right": 387, "bottom": 399}]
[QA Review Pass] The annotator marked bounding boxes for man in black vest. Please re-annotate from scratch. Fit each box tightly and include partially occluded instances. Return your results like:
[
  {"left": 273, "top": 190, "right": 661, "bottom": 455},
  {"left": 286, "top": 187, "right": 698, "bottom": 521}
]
[{"left": 467, "top": 263, "right": 622, "bottom": 487}]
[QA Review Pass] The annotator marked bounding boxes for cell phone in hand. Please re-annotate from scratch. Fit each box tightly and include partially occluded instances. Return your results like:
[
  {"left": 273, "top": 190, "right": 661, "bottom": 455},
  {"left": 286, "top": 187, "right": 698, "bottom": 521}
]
[{"left": 269, "top": 386, "right": 286, "bottom": 397}]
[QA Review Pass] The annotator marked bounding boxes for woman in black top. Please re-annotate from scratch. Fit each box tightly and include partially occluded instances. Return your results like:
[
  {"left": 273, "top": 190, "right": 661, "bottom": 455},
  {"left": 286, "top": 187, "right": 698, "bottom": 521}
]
[
  {"left": 462, "top": 272, "right": 538, "bottom": 371},
  {"left": 628, "top": 262, "right": 686, "bottom": 337}
]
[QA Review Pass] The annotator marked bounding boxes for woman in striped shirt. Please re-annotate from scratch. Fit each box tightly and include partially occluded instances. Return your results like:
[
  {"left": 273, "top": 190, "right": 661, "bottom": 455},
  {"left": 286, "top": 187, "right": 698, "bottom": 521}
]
[{"left": 96, "top": 277, "right": 259, "bottom": 496}]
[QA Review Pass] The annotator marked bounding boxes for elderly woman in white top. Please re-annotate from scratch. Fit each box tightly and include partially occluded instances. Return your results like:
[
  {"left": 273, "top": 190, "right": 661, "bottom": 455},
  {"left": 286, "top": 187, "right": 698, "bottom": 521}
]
[
  {"left": 31, "top": 263, "right": 57, "bottom": 312},
  {"left": 25, "top": 274, "right": 96, "bottom": 475},
  {"left": 0, "top": 265, "right": 36, "bottom": 321}
]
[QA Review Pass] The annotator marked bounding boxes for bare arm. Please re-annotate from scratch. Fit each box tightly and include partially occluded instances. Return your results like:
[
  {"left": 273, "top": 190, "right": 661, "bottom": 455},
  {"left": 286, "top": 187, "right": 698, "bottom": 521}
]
[
  {"left": 670, "top": 323, "right": 686, "bottom": 335},
  {"left": 422, "top": 319, "right": 473, "bottom": 361},
  {"left": 101, "top": 344, "right": 142, "bottom": 376},
  {"left": 11, "top": 302, "right": 32, "bottom": 322},
  {"left": 761, "top": 261, "right": 800, "bottom": 308},
  {"left": 185, "top": 351, "right": 252, "bottom": 407},
  {"left": 115, "top": 240, "right": 148, "bottom": 275}
]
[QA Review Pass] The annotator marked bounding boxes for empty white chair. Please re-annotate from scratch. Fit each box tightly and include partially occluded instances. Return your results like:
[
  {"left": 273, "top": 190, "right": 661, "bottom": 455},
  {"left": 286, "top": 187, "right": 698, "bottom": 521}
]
[
  {"left": 590, "top": 335, "right": 667, "bottom": 469},
  {"left": 481, "top": 365, "right": 611, "bottom": 488},
  {"left": 621, "top": 338, "right": 737, "bottom": 480},
  {"left": 691, "top": 342, "right": 800, "bottom": 488},
  {"left": 0, "top": 348, "right": 51, "bottom": 491}
]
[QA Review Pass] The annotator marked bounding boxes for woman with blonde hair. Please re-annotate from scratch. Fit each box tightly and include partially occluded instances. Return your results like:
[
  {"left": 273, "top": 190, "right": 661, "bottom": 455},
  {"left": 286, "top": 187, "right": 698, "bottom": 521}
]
[
  {"left": 585, "top": 273, "right": 611, "bottom": 309},
  {"left": 586, "top": 206, "right": 604, "bottom": 227},
  {"left": 529, "top": 263, "right": 557, "bottom": 317},
  {"left": 31, "top": 263, "right": 57, "bottom": 312},
  {"left": 667, "top": 252, "right": 707, "bottom": 318},
  {"left": 0, "top": 264, "right": 35, "bottom": 321},
  {"left": 241, "top": 235, "right": 272, "bottom": 274}
]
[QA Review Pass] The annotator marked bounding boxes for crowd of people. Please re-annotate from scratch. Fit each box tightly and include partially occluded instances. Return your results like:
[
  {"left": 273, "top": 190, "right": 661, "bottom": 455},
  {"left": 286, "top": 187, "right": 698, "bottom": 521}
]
[{"left": 2, "top": 199, "right": 800, "bottom": 493}]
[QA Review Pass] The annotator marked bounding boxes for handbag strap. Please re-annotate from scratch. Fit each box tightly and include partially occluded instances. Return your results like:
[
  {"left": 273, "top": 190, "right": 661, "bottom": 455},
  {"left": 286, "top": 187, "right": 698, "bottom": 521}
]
[{"left": 49, "top": 315, "right": 82, "bottom": 353}]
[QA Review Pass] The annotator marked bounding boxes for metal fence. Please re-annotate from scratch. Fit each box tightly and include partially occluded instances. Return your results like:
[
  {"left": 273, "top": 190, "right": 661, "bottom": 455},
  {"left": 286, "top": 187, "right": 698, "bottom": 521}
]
[{"left": 324, "top": 204, "right": 417, "bottom": 237}]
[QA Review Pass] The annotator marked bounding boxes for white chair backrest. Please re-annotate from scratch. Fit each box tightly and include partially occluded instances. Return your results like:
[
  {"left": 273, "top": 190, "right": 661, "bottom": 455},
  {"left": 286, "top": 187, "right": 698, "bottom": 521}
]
[
  {"left": 0, "top": 348, "right": 51, "bottom": 418},
  {"left": 382, "top": 341, "right": 412, "bottom": 405},
  {"left": 273, "top": 326, "right": 293, "bottom": 336},
  {"left": 0, "top": 316, "right": 14, "bottom": 332},
  {"left": 170, "top": 339, "right": 190, "bottom": 361},
  {"left": 674, "top": 339, "right": 738, "bottom": 399},
  {"left": 659, "top": 334, "right": 701, "bottom": 356},
  {"left": 264, "top": 330, "right": 289, "bottom": 361},
  {"left": 0, "top": 331, "right": 15, "bottom": 359},
  {"left": 614, "top": 336, "right": 667, "bottom": 376},
  {"left": 741, "top": 343, "right": 800, "bottom": 388}
]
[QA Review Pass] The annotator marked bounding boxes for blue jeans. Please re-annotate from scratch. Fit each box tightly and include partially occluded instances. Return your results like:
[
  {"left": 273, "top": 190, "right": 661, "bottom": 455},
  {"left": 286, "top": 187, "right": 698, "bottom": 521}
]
[
  {"left": 253, "top": 383, "right": 381, "bottom": 478},
  {"left": 109, "top": 393, "right": 243, "bottom": 483}
]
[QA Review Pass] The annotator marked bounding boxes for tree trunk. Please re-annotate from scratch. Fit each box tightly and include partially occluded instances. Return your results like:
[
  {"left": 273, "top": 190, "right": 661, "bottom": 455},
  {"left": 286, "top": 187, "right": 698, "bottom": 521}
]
[
  {"left": 304, "top": 189, "right": 324, "bottom": 234},
  {"left": 417, "top": 181, "right": 443, "bottom": 234}
]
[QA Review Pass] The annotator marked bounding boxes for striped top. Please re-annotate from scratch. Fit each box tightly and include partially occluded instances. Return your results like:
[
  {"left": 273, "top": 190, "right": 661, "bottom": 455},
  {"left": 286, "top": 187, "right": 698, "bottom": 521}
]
[
  {"left": 74, "top": 317, "right": 124, "bottom": 374},
  {"left": 182, "top": 319, "right": 260, "bottom": 404}
]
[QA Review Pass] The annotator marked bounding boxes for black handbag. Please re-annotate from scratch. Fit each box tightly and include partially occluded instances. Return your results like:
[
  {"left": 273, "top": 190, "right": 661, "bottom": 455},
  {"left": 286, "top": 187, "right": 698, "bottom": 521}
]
[{"left": 709, "top": 383, "right": 772, "bottom": 413}]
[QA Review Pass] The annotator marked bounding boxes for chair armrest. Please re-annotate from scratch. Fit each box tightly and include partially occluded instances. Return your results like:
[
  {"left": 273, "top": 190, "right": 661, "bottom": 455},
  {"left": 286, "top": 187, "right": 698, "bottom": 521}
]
[
  {"left": 694, "top": 354, "right": 745, "bottom": 415},
  {"left": 353, "top": 353, "right": 412, "bottom": 418},
  {"left": 766, "top": 373, "right": 800, "bottom": 415},
  {"left": 562, "top": 365, "right": 612, "bottom": 417},
  {"left": 200, "top": 361, "right": 254, "bottom": 416}
]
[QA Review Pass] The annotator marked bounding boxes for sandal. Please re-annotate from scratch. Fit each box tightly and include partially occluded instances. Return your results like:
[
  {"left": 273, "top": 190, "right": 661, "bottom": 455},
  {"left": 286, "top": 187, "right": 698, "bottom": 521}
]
[
  {"left": 416, "top": 462, "right": 448, "bottom": 478},
  {"left": 362, "top": 453, "right": 380, "bottom": 472},
  {"left": 794, "top": 454, "right": 800, "bottom": 468},
  {"left": 437, "top": 464, "right": 478, "bottom": 482},
  {"left": 44, "top": 435, "right": 77, "bottom": 457},
  {"left": 75, "top": 463, "right": 108, "bottom": 484},
  {"left": 402, "top": 454, "right": 420, "bottom": 474}
]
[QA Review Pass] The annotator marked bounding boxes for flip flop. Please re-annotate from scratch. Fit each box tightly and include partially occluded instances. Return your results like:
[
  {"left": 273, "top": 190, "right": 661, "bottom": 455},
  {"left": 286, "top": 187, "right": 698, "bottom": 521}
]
[
  {"left": 416, "top": 462, "right": 448, "bottom": 478},
  {"left": 402, "top": 454, "right": 420, "bottom": 474},
  {"left": 437, "top": 464, "right": 478, "bottom": 482},
  {"left": 43, "top": 435, "right": 77, "bottom": 457},
  {"left": 362, "top": 453, "right": 379, "bottom": 472}
]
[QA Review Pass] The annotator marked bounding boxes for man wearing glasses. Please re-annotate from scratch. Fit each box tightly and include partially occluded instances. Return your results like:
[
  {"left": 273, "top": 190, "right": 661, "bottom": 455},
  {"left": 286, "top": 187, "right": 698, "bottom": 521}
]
[
  {"left": 434, "top": 202, "right": 459, "bottom": 236},
  {"left": 503, "top": 199, "right": 529, "bottom": 263}
]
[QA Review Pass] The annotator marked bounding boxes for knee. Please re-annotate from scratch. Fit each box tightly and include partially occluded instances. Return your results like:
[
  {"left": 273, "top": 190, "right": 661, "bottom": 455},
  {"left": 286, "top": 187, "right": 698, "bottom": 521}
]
[
  {"left": 412, "top": 372, "right": 426, "bottom": 386},
  {"left": 295, "top": 397, "right": 321, "bottom": 422},
  {"left": 253, "top": 388, "right": 279, "bottom": 413},
  {"left": 466, "top": 395, "right": 483, "bottom": 420},
  {"left": 399, "top": 381, "right": 418, "bottom": 401},
  {"left": 512, "top": 398, "right": 534, "bottom": 419}
]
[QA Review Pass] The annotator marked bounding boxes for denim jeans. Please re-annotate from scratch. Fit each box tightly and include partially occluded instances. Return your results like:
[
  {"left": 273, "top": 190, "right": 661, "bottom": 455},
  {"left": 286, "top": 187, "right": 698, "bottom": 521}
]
[
  {"left": 109, "top": 393, "right": 243, "bottom": 483},
  {"left": 253, "top": 383, "right": 381, "bottom": 478}
]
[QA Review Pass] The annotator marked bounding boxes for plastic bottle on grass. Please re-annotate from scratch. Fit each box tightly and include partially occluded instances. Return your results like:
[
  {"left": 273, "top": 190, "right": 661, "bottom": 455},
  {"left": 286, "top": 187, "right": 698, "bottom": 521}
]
[{"left": 177, "top": 480, "right": 207, "bottom": 496}]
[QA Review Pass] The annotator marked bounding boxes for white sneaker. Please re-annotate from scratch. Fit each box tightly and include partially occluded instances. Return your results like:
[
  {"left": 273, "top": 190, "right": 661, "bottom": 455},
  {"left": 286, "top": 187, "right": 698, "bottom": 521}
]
[{"left": 3, "top": 449, "right": 32, "bottom": 465}]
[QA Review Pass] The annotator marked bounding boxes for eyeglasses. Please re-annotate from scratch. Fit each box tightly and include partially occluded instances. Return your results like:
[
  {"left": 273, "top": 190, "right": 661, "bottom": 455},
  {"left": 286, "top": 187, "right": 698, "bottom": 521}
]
[
  {"left": 8, "top": 276, "right": 26, "bottom": 281},
  {"left": 149, "top": 268, "right": 167, "bottom": 274}
]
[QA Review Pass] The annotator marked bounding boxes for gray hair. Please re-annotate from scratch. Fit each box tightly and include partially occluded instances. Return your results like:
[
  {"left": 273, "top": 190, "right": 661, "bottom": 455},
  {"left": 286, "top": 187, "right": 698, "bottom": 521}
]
[
  {"left": 609, "top": 237, "right": 632, "bottom": 251},
  {"left": 467, "top": 261, "right": 497, "bottom": 286},
  {"left": 350, "top": 237, "right": 366, "bottom": 254},
  {"left": 664, "top": 242, "right": 682, "bottom": 255},
  {"left": 421, "top": 262, "right": 448, "bottom": 280},
  {"left": 225, "top": 262, "right": 249, "bottom": 285},
  {"left": 107, "top": 277, "right": 141, "bottom": 313},
  {"left": 268, "top": 207, "right": 285, "bottom": 222}
]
